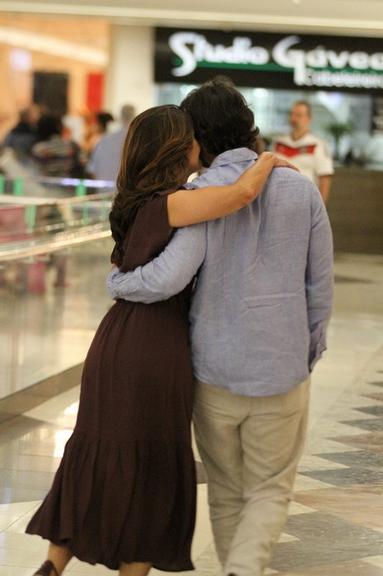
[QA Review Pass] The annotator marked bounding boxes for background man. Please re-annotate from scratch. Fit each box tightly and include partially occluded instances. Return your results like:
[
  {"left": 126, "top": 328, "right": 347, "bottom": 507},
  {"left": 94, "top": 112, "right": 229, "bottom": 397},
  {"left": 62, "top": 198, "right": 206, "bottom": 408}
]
[
  {"left": 87, "top": 104, "right": 135, "bottom": 182},
  {"left": 273, "top": 100, "right": 334, "bottom": 204}
]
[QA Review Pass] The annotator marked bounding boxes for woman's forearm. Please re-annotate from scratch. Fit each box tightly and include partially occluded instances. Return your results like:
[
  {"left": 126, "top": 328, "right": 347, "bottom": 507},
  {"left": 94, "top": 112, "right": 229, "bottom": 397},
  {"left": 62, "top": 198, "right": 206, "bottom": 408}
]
[{"left": 167, "top": 152, "right": 280, "bottom": 228}]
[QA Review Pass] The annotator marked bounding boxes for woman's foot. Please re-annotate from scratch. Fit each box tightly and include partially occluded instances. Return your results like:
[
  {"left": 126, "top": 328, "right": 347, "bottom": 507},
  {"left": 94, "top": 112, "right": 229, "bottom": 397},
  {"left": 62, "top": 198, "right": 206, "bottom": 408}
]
[{"left": 33, "top": 560, "right": 59, "bottom": 576}]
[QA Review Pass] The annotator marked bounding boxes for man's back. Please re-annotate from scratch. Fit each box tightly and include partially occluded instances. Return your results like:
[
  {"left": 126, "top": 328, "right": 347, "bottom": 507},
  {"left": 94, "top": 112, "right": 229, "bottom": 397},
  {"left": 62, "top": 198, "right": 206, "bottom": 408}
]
[
  {"left": 107, "top": 147, "right": 333, "bottom": 397},
  {"left": 189, "top": 148, "right": 333, "bottom": 395}
]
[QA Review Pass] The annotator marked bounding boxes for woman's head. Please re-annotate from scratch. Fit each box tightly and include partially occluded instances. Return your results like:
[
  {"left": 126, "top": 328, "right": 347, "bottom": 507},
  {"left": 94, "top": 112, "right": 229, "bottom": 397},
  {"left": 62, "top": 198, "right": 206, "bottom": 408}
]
[{"left": 110, "top": 105, "right": 198, "bottom": 266}]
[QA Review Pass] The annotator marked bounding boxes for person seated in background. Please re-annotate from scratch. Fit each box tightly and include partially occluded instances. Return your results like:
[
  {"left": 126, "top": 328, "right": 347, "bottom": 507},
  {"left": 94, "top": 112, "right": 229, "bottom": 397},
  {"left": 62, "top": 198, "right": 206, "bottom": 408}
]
[
  {"left": 3, "top": 105, "right": 41, "bottom": 163},
  {"left": 87, "top": 104, "right": 135, "bottom": 182},
  {"left": 32, "top": 114, "right": 84, "bottom": 178}
]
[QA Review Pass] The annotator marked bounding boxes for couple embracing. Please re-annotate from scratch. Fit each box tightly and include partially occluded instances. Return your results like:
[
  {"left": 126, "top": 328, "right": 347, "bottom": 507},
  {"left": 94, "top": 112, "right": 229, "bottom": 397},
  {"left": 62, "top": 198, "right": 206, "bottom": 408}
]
[{"left": 28, "top": 79, "right": 333, "bottom": 576}]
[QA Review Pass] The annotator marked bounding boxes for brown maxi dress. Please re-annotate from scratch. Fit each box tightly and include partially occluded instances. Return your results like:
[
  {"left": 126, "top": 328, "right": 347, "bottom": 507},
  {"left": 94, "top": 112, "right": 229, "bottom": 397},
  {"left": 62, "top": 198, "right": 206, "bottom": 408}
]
[{"left": 26, "top": 193, "right": 196, "bottom": 572}]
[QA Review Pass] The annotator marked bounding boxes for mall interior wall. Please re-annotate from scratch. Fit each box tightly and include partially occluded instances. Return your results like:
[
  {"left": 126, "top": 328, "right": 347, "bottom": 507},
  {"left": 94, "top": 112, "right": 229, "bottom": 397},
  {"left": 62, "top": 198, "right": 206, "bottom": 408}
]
[{"left": 105, "top": 25, "right": 154, "bottom": 116}]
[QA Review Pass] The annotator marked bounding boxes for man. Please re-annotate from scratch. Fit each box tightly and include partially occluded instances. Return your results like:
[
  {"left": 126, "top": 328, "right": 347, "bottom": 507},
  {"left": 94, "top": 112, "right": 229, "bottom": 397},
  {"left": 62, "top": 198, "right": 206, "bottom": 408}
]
[
  {"left": 273, "top": 101, "right": 334, "bottom": 204},
  {"left": 32, "top": 114, "right": 83, "bottom": 177},
  {"left": 87, "top": 104, "right": 135, "bottom": 181},
  {"left": 107, "top": 80, "right": 333, "bottom": 576},
  {"left": 3, "top": 105, "right": 40, "bottom": 163}
]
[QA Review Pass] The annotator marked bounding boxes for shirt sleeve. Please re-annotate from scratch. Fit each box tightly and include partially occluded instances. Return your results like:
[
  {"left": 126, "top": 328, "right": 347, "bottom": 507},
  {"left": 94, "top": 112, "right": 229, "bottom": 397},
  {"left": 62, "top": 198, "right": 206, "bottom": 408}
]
[
  {"left": 107, "top": 223, "right": 206, "bottom": 304},
  {"left": 305, "top": 185, "right": 334, "bottom": 371},
  {"left": 314, "top": 139, "right": 334, "bottom": 177}
]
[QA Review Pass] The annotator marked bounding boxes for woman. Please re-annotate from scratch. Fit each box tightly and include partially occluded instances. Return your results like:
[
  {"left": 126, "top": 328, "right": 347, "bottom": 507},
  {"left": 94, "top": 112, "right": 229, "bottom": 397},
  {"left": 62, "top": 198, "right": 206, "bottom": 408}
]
[{"left": 27, "top": 105, "right": 293, "bottom": 576}]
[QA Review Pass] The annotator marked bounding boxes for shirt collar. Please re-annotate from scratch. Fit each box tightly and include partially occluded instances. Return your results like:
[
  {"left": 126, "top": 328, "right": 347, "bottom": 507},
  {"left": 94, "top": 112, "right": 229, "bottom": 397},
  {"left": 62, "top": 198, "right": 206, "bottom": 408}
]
[{"left": 209, "top": 147, "right": 257, "bottom": 168}]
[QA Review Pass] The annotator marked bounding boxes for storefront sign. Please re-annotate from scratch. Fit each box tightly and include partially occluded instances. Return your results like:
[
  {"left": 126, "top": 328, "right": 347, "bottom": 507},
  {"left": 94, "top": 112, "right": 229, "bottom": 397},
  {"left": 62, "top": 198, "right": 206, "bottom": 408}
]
[{"left": 155, "top": 28, "right": 383, "bottom": 92}]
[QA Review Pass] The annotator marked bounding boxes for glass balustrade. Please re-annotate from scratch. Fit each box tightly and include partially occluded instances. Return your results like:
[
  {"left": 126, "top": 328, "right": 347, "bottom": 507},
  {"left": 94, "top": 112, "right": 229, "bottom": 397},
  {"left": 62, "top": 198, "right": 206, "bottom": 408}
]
[{"left": 0, "top": 177, "right": 116, "bottom": 401}]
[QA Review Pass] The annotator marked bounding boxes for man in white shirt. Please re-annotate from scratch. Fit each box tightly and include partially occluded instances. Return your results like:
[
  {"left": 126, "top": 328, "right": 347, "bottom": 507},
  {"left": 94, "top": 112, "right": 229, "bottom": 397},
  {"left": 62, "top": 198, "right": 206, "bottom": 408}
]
[
  {"left": 273, "top": 101, "right": 334, "bottom": 204},
  {"left": 87, "top": 104, "right": 135, "bottom": 182}
]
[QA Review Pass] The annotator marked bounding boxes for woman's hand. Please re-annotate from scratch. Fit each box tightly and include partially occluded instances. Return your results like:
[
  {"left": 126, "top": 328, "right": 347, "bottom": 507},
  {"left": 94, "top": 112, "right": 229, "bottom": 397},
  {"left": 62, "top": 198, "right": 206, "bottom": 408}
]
[
  {"left": 167, "top": 152, "right": 300, "bottom": 227},
  {"left": 236, "top": 152, "right": 299, "bottom": 203},
  {"left": 271, "top": 154, "right": 300, "bottom": 171},
  {"left": 258, "top": 151, "right": 299, "bottom": 171}
]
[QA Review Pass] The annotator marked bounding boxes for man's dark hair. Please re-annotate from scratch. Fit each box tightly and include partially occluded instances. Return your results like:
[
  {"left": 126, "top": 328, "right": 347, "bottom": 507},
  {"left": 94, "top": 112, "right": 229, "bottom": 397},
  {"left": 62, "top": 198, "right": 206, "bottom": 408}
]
[{"left": 181, "top": 77, "right": 259, "bottom": 163}]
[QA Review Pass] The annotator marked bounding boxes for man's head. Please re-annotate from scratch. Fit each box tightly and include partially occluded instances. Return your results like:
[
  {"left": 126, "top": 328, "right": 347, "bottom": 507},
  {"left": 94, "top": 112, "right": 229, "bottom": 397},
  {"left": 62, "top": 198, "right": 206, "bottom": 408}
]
[
  {"left": 121, "top": 104, "right": 136, "bottom": 126},
  {"left": 289, "top": 101, "right": 312, "bottom": 136},
  {"left": 181, "top": 78, "right": 259, "bottom": 166}
]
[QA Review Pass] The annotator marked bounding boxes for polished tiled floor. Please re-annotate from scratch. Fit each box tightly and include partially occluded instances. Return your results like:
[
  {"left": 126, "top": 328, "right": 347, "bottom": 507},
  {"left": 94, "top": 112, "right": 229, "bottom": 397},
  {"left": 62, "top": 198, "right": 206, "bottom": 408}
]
[
  {"left": 0, "top": 239, "right": 114, "bottom": 399},
  {"left": 1, "top": 252, "right": 383, "bottom": 575}
]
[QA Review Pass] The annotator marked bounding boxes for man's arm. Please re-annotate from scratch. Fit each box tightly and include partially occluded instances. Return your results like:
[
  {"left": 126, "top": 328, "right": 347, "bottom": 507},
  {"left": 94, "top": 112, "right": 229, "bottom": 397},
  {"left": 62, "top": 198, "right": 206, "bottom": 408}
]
[
  {"left": 315, "top": 140, "right": 334, "bottom": 205},
  {"left": 305, "top": 188, "right": 334, "bottom": 371},
  {"left": 107, "top": 224, "right": 206, "bottom": 304},
  {"left": 86, "top": 145, "right": 98, "bottom": 177},
  {"left": 318, "top": 175, "right": 332, "bottom": 205}
]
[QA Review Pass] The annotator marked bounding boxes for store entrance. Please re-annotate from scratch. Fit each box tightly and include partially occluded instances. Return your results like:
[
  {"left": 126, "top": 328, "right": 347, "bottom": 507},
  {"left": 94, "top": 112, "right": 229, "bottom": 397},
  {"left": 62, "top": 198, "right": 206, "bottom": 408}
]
[{"left": 33, "top": 71, "right": 69, "bottom": 116}]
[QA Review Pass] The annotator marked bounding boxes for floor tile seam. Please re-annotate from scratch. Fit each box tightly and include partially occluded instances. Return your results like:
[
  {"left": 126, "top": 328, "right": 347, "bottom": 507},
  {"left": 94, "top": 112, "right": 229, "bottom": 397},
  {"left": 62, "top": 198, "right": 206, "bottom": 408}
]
[{"left": 0, "top": 506, "right": 39, "bottom": 532}]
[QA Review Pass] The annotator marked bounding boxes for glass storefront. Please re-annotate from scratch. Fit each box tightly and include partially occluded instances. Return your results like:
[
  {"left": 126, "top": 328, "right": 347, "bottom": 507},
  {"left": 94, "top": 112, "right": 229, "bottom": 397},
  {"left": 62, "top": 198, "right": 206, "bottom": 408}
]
[
  {"left": 154, "top": 27, "right": 383, "bottom": 164},
  {"left": 156, "top": 84, "right": 378, "bottom": 161},
  {"left": 0, "top": 177, "right": 115, "bottom": 399}
]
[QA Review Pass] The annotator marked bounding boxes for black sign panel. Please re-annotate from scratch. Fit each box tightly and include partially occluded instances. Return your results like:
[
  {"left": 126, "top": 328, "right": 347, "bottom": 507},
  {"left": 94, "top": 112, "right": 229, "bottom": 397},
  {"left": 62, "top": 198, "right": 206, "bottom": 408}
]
[{"left": 155, "top": 27, "right": 383, "bottom": 93}]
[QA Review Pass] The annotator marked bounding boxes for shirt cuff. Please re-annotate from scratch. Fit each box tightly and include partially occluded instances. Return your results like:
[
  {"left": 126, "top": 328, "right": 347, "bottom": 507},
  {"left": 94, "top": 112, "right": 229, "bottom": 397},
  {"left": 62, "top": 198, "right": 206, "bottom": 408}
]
[
  {"left": 106, "top": 268, "right": 121, "bottom": 299},
  {"left": 309, "top": 324, "right": 327, "bottom": 372}
]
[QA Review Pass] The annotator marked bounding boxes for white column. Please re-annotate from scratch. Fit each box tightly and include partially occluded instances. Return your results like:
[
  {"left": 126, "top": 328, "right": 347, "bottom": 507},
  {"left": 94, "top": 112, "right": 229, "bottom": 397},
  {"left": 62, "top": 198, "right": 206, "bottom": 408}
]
[{"left": 105, "top": 25, "right": 154, "bottom": 117}]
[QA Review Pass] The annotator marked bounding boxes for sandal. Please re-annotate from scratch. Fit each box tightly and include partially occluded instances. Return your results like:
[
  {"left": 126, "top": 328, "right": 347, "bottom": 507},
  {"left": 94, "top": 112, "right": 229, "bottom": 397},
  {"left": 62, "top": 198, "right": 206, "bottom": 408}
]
[{"left": 33, "top": 560, "right": 59, "bottom": 576}]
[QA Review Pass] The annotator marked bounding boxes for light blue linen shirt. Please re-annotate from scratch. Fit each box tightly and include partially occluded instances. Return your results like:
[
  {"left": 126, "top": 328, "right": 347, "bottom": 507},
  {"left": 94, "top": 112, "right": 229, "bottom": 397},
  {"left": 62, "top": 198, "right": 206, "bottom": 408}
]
[{"left": 107, "top": 148, "right": 334, "bottom": 397}]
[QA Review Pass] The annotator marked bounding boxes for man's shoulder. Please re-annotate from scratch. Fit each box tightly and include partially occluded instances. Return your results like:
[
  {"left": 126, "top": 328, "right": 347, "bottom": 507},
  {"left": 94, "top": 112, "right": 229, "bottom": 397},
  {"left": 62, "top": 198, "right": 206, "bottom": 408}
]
[
  {"left": 267, "top": 167, "right": 319, "bottom": 199},
  {"left": 189, "top": 162, "right": 250, "bottom": 189},
  {"left": 308, "top": 132, "right": 327, "bottom": 144},
  {"left": 268, "top": 166, "right": 313, "bottom": 186},
  {"left": 272, "top": 134, "right": 291, "bottom": 144},
  {"left": 300, "top": 132, "right": 331, "bottom": 152},
  {"left": 188, "top": 168, "right": 220, "bottom": 188},
  {"left": 264, "top": 169, "right": 325, "bottom": 227}
]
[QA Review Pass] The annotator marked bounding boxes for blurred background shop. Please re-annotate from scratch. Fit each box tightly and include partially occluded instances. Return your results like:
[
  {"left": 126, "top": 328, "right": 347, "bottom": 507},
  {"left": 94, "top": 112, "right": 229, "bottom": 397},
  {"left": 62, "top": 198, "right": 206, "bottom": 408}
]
[{"left": 0, "top": 7, "right": 381, "bottom": 256}]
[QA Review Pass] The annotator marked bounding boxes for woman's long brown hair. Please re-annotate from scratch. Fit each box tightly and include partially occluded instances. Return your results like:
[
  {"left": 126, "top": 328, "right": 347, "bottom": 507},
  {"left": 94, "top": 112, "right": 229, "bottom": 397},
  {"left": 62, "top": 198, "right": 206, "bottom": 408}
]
[{"left": 109, "top": 105, "right": 194, "bottom": 267}]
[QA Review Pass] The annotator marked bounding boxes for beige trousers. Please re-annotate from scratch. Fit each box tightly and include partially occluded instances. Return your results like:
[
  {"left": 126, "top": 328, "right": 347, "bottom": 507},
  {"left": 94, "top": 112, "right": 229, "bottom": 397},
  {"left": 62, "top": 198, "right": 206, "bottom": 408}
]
[{"left": 193, "top": 378, "right": 310, "bottom": 576}]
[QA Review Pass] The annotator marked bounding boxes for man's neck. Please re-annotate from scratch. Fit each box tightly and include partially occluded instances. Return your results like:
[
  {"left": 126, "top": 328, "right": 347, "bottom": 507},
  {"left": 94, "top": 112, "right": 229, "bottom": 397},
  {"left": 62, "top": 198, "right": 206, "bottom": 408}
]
[{"left": 291, "top": 129, "right": 310, "bottom": 141}]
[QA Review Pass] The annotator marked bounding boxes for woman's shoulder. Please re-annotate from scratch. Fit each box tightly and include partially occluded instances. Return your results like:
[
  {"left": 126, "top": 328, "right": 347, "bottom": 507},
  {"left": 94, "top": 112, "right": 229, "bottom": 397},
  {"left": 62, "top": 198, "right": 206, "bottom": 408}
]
[
  {"left": 136, "top": 191, "right": 170, "bottom": 226},
  {"left": 119, "top": 191, "right": 173, "bottom": 271}
]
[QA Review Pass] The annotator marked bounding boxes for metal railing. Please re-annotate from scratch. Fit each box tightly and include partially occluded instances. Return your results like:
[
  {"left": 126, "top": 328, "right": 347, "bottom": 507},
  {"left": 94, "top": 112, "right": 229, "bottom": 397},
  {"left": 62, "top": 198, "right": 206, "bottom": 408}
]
[
  {"left": 0, "top": 223, "right": 112, "bottom": 262},
  {"left": 0, "top": 176, "right": 115, "bottom": 263}
]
